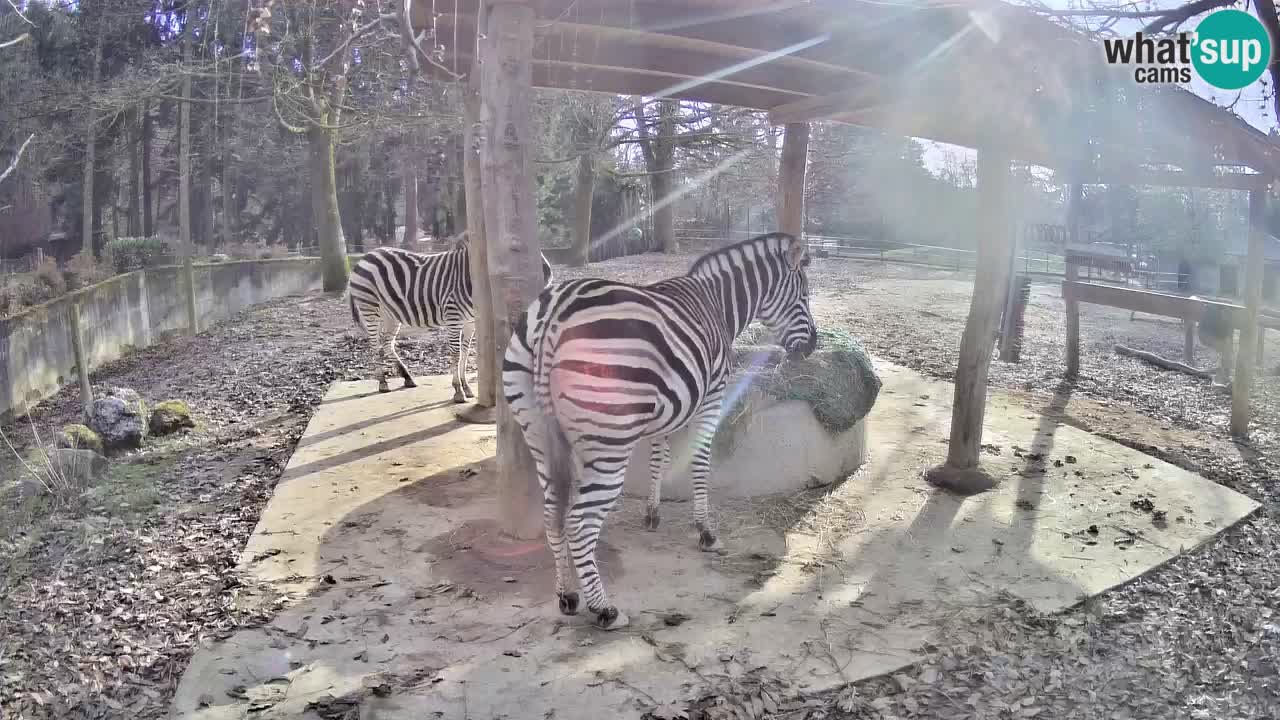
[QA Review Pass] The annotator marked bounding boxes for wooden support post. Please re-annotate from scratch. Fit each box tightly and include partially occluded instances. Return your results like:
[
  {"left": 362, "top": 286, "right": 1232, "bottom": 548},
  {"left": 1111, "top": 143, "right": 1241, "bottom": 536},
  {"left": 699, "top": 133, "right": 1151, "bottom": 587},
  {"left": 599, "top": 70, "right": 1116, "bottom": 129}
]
[
  {"left": 1231, "top": 187, "right": 1267, "bottom": 437},
  {"left": 925, "top": 147, "right": 1013, "bottom": 494},
  {"left": 776, "top": 122, "right": 809, "bottom": 237},
  {"left": 1184, "top": 315, "right": 1196, "bottom": 365},
  {"left": 69, "top": 301, "right": 93, "bottom": 418},
  {"left": 998, "top": 217, "right": 1020, "bottom": 362},
  {"left": 478, "top": 1, "right": 545, "bottom": 540},
  {"left": 1064, "top": 183, "right": 1083, "bottom": 377},
  {"left": 463, "top": 59, "right": 495, "bottom": 410}
]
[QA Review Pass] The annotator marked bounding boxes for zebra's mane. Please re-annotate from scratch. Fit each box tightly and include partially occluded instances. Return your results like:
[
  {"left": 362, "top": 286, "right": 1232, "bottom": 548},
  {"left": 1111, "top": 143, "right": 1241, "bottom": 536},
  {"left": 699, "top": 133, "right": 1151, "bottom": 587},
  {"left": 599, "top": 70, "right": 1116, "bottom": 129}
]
[{"left": 687, "top": 232, "right": 795, "bottom": 276}]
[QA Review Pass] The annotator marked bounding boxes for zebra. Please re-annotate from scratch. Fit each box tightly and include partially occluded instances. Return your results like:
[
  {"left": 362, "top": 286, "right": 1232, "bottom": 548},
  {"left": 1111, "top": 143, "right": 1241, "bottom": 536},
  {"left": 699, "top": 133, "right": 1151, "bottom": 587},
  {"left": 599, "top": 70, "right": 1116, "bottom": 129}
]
[
  {"left": 348, "top": 236, "right": 552, "bottom": 401},
  {"left": 502, "top": 232, "right": 817, "bottom": 630}
]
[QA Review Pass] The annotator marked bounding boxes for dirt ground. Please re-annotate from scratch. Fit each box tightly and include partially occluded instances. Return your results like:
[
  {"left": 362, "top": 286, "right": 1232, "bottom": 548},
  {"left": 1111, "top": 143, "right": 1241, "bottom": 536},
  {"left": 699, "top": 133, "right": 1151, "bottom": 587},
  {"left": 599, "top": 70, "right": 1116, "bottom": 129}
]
[{"left": 2, "top": 253, "right": 1278, "bottom": 719}]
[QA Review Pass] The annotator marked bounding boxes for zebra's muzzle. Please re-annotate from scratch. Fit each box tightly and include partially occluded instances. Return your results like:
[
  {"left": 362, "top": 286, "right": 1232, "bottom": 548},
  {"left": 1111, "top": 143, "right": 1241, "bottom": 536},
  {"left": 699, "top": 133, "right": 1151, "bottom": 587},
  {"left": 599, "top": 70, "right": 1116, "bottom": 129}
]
[{"left": 786, "top": 334, "right": 817, "bottom": 359}]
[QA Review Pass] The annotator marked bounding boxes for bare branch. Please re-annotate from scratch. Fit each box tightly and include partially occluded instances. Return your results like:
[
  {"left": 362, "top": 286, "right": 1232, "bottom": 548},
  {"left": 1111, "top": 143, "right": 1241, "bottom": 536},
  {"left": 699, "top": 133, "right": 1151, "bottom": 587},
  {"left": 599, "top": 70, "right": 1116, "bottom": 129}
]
[
  {"left": 5, "top": 0, "right": 33, "bottom": 26},
  {"left": 272, "top": 92, "right": 307, "bottom": 135},
  {"left": 0, "top": 133, "right": 35, "bottom": 185},
  {"left": 315, "top": 15, "right": 391, "bottom": 69},
  {"left": 0, "top": 32, "right": 31, "bottom": 50}
]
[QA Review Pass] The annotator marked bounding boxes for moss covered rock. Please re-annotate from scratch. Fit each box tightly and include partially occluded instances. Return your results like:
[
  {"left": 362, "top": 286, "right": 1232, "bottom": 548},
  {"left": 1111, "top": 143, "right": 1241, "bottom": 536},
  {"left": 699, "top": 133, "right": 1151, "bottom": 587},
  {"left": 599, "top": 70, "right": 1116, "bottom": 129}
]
[
  {"left": 56, "top": 424, "right": 104, "bottom": 454},
  {"left": 149, "top": 399, "right": 195, "bottom": 436}
]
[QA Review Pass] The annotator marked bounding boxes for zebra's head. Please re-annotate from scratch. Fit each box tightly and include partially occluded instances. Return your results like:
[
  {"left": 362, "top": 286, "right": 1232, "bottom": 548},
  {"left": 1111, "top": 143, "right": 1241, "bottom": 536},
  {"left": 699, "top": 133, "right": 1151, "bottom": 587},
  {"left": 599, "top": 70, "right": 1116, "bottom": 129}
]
[{"left": 758, "top": 233, "right": 817, "bottom": 358}]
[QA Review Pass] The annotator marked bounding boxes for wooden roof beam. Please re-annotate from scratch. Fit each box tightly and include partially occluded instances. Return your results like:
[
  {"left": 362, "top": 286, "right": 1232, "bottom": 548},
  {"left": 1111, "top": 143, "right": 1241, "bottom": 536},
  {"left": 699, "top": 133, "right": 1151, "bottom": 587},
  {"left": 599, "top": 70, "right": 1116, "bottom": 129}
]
[
  {"left": 767, "top": 84, "right": 884, "bottom": 124},
  {"left": 1074, "top": 169, "right": 1271, "bottom": 191}
]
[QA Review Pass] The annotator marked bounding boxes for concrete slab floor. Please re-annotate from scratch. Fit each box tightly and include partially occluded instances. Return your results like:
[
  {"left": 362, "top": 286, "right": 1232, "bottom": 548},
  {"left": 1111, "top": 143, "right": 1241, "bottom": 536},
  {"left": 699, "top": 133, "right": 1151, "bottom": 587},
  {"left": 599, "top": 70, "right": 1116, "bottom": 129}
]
[{"left": 170, "top": 368, "right": 1259, "bottom": 720}]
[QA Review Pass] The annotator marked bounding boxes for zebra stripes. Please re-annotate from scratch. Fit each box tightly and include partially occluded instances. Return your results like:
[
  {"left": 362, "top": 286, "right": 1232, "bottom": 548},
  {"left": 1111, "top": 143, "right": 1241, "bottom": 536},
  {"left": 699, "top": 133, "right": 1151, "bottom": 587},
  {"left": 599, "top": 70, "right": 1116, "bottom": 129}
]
[
  {"left": 349, "top": 239, "right": 552, "bottom": 400},
  {"left": 502, "top": 232, "right": 817, "bottom": 630}
]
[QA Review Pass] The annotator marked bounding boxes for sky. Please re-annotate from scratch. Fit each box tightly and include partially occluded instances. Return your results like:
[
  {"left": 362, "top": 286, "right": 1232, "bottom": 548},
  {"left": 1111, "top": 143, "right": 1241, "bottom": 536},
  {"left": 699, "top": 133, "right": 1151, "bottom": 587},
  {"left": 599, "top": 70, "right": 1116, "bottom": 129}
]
[{"left": 919, "top": 0, "right": 1278, "bottom": 176}]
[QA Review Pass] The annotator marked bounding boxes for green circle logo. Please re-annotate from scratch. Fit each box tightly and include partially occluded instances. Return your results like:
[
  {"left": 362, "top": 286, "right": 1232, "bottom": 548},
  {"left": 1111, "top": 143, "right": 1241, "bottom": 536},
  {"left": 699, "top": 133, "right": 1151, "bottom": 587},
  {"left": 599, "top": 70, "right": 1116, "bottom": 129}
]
[{"left": 1192, "top": 10, "right": 1273, "bottom": 90}]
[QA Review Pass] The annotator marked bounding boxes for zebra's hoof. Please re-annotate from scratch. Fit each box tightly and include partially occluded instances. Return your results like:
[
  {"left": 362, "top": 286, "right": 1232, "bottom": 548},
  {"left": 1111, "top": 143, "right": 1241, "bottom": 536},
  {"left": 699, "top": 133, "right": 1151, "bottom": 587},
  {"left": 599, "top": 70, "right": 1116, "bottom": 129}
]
[
  {"left": 698, "top": 530, "right": 723, "bottom": 552},
  {"left": 595, "top": 606, "right": 629, "bottom": 630},
  {"left": 451, "top": 392, "right": 467, "bottom": 404},
  {"left": 402, "top": 379, "right": 418, "bottom": 389},
  {"left": 462, "top": 385, "right": 475, "bottom": 399},
  {"left": 378, "top": 384, "right": 391, "bottom": 394},
  {"left": 557, "top": 592, "right": 580, "bottom": 616},
  {"left": 643, "top": 506, "right": 661, "bottom": 530}
]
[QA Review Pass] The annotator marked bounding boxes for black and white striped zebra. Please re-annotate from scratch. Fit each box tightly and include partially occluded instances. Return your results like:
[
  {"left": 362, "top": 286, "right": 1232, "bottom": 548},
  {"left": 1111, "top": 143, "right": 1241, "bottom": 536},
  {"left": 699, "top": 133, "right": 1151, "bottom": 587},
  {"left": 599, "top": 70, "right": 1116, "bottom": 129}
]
[
  {"left": 349, "top": 237, "right": 552, "bottom": 400},
  {"left": 503, "top": 232, "right": 817, "bottom": 630}
]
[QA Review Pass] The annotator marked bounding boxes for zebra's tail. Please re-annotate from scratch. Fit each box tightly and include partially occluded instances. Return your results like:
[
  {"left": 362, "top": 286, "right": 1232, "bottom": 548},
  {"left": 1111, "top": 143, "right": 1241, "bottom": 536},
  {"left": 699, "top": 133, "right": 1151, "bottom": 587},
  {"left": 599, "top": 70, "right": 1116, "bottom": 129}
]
[
  {"left": 528, "top": 307, "right": 574, "bottom": 529},
  {"left": 348, "top": 291, "right": 360, "bottom": 326},
  {"left": 541, "top": 411, "right": 575, "bottom": 532}
]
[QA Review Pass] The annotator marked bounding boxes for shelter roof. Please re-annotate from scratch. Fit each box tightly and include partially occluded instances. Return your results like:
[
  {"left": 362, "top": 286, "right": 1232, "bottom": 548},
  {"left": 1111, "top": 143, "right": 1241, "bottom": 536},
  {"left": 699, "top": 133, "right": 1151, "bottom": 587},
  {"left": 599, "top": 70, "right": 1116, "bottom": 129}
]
[{"left": 412, "top": 0, "right": 1280, "bottom": 178}]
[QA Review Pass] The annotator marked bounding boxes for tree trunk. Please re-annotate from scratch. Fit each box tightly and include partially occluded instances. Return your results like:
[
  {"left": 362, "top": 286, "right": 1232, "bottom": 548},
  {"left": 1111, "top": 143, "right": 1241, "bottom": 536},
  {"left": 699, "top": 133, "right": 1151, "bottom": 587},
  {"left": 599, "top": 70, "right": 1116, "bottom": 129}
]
[
  {"left": 403, "top": 153, "right": 418, "bottom": 247},
  {"left": 220, "top": 143, "right": 234, "bottom": 248},
  {"left": 453, "top": 133, "right": 466, "bottom": 236},
  {"left": 142, "top": 100, "right": 154, "bottom": 237},
  {"left": 651, "top": 169, "right": 674, "bottom": 252},
  {"left": 464, "top": 59, "right": 494, "bottom": 408},
  {"left": 571, "top": 152, "right": 594, "bottom": 267},
  {"left": 81, "top": 32, "right": 103, "bottom": 256},
  {"left": 422, "top": 137, "right": 442, "bottom": 241},
  {"left": 634, "top": 98, "right": 678, "bottom": 253},
  {"left": 479, "top": 1, "right": 544, "bottom": 540},
  {"left": 128, "top": 105, "right": 142, "bottom": 237},
  {"left": 309, "top": 122, "right": 349, "bottom": 292},
  {"left": 179, "top": 19, "right": 198, "bottom": 335},
  {"left": 382, "top": 177, "right": 398, "bottom": 244}
]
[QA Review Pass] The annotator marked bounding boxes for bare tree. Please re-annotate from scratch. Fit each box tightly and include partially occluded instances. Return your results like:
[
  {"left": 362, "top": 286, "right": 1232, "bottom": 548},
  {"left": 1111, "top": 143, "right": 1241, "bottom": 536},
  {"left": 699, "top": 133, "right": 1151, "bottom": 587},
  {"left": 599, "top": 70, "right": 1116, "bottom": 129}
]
[
  {"left": 1026, "top": 0, "right": 1280, "bottom": 120},
  {"left": 1, "top": 1, "right": 35, "bottom": 185}
]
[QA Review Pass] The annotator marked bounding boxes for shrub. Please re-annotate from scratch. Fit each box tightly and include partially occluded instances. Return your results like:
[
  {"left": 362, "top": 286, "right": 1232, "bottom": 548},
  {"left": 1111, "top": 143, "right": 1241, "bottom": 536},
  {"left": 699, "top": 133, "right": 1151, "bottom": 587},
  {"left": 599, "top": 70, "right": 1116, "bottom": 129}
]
[
  {"left": 223, "top": 242, "right": 259, "bottom": 260},
  {"left": 102, "top": 237, "right": 170, "bottom": 273},
  {"left": 63, "top": 252, "right": 112, "bottom": 290},
  {"left": 0, "top": 283, "right": 16, "bottom": 316},
  {"left": 33, "top": 257, "right": 65, "bottom": 296},
  {"left": 0, "top": 277, "right": 58, "bottom": 318},
  {"left": 223, "top": 242, "right": 289, "bottom": 260}
]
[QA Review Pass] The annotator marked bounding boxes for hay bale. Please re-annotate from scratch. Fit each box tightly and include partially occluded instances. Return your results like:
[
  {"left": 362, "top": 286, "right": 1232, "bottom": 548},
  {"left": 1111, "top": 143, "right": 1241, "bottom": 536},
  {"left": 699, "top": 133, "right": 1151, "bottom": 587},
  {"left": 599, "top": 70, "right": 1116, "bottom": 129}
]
[{"left": 716, "top": 327, "right": 881, "bottom": 452}]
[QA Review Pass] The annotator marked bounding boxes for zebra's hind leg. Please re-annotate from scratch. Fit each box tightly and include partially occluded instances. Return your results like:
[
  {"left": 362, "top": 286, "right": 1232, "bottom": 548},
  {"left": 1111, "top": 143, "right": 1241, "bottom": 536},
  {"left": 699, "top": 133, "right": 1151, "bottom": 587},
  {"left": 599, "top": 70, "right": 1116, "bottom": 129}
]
[
  {"left": 568, "top": 467, "right": 631, "bottom": 630},
  {"left": 374, "top": 315, "right": 397, "bottom": 393},
  {"left": 458, "top": 320, "right": 477, "bottom": 400},
  {"left": 378, "top": 315, "right": 414, "bottom": 391},
  {"left": 688, "top": 389, "right": 726, "bottom": 552},
  {"left": 644, "top": 439, "right": 670, "bottom": 530},
  {"left": 447, "top": 322, "right": 467, "bottom": 403}
]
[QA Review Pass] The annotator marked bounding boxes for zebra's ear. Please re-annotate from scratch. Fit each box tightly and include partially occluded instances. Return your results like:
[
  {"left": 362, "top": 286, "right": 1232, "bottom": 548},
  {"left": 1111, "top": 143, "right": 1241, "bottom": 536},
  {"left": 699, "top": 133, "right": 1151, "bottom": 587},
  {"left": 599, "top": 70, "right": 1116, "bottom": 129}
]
[{"left": 784, "top": 235, "right": 807, "bottom": 270}]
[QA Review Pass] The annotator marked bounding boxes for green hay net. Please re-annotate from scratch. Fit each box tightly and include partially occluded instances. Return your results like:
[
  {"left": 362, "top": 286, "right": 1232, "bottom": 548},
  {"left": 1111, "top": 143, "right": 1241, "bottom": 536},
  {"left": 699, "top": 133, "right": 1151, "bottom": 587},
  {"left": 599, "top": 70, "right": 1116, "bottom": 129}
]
[{"left": 716, "top": 326, "right": 882, "bottom": 451}]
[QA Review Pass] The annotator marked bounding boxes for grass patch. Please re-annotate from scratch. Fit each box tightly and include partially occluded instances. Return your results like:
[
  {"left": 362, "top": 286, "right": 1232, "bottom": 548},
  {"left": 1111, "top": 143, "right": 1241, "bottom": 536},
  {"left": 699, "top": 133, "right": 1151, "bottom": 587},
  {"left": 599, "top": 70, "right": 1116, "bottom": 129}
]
[
  {"left": 715, "top": 326, "right": 881, "bottom": 454},
  {"left": 84, "top": 452, "right": 178, "bottom": 519}
]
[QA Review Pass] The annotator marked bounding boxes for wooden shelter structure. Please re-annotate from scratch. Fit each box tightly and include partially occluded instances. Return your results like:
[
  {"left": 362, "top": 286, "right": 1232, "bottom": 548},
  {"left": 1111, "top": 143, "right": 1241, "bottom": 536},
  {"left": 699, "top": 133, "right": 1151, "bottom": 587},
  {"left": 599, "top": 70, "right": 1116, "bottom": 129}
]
[{"left": 409, "top": 0, "right": 1280, "bottom": 530}]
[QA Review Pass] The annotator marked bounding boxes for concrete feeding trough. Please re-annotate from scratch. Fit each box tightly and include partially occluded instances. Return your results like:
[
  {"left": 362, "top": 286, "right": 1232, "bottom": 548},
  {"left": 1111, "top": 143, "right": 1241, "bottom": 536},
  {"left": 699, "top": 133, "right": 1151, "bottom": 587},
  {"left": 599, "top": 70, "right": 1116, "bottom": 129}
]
[{"left": 623, "top": 328, "right": 882, "bottom": 499}]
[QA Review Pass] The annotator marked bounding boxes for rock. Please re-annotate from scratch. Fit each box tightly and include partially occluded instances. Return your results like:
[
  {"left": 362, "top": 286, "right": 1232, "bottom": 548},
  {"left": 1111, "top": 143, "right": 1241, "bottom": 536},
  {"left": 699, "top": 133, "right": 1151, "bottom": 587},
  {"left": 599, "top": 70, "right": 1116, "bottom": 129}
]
[
  {"left": 55, "top": 424, "right": 104, "bottom": 454},
  {"left": 150, "top": 399, "right": 195, "bottom": 436},
  {"left": 109, "top": 387, "right": 144, "bottom": 405},
  {"left": 88, "top": 396, "right": 145, "bottom": 452},
  {"left": 19, "top": 448, "right": 108, "bottom": 500}
]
